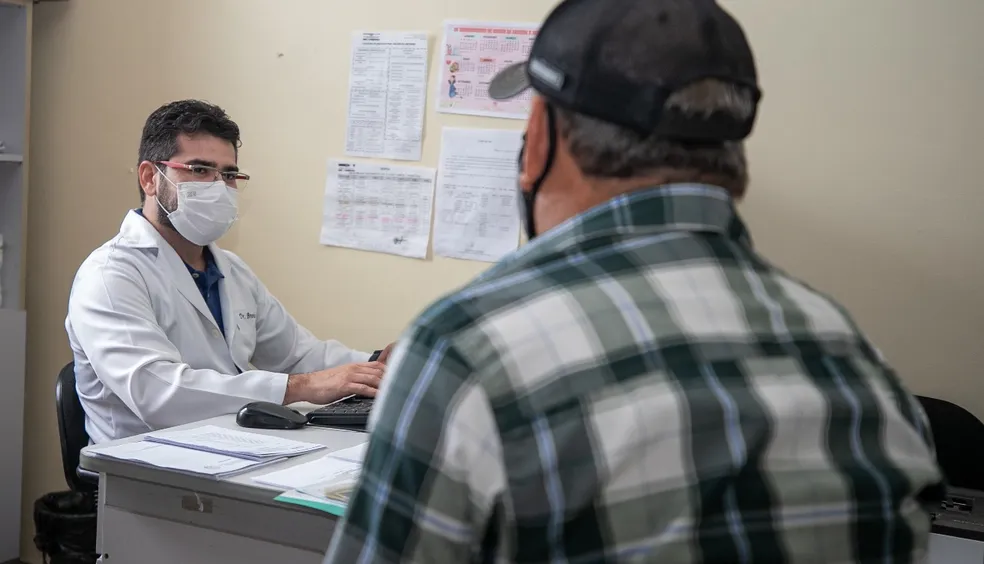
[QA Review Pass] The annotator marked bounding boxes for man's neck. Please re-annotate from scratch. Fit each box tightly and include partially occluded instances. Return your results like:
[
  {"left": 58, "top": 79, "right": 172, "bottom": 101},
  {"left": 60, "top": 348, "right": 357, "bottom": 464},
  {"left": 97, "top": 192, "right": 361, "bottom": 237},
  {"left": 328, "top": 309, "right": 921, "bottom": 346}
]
[
  {"left": 587, "top": 170, "right": 745, "bottom": 200},
  {"left": 141, "top": 203, "right": 206, "bottom": 270},
  {"left": 538, "top": 171, "right": 743, "bottom": 235}
]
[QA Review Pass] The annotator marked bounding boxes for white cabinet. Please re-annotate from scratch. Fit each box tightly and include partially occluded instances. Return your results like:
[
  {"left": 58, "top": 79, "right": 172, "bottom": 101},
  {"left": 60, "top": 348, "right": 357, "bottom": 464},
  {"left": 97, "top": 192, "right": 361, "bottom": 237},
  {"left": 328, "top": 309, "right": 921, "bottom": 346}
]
[{"left": 0, "top": 0, "right": 30, "bottom": 559}]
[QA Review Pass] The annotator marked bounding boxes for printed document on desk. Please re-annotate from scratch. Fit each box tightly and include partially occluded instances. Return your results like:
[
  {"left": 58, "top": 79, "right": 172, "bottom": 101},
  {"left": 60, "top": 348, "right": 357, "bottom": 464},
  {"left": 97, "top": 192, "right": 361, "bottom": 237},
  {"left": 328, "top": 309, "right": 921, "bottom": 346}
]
[
  {"left": 252, "top": 442, "right": 367, "bottom": 490},
  {"left": 329, "top": 442, "right": 368, "bottom": 462},
  {"left": 320, "top": 160, "right": 436, "bottom": 259},
  {"left": 268, "top": 444, "right": 369, "bottom": 515},
  {"left": 90, "top": 441, "right": 283, "bottom": 479},
  {"left": 275, "top": 469, "right": 362, "bottom": 517},
  {"left": 145, "top": 425, "right": 325, "bottom": 461},
  {"left": 437, "top": 20, "right": 539, "bottom": 120},
  {"left": 433, "top": 127, "right": 523, "bottom": 262},
  {"left": 346, "top": 31, "right": 429, "bottom": 161}
]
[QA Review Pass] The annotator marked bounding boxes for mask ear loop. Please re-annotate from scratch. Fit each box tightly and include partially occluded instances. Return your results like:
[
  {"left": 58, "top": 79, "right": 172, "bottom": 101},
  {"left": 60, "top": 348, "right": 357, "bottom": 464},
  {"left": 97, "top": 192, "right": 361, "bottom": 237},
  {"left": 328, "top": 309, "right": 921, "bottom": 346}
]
[
  {"left": 524, "top": 103, "right": 557, "bottom": 238},
  {"left": 154, "top": 166, "right": 177, "bottom": 219}
]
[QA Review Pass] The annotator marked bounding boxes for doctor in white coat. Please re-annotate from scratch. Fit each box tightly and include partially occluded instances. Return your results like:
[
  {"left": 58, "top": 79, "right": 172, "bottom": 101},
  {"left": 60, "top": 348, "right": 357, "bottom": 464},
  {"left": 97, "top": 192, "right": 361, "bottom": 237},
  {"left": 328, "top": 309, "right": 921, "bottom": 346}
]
[{"left": 66, "top": 100, "right": 392, "bottom": 444}]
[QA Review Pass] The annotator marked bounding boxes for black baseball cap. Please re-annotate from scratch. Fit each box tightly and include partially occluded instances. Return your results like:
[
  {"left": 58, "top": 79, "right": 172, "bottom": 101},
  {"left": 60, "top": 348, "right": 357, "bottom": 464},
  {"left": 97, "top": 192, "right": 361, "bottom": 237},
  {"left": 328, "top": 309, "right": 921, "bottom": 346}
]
[{"left": 488, "top": 0, "right": 761, "bottom": 142}]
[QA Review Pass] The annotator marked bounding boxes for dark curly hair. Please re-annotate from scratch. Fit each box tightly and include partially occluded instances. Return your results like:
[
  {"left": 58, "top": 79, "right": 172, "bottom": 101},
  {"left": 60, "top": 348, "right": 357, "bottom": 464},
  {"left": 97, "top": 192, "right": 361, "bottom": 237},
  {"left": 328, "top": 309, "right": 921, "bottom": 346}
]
[{"left": 136, "top": 100, "right": 241, "bottom": 202}]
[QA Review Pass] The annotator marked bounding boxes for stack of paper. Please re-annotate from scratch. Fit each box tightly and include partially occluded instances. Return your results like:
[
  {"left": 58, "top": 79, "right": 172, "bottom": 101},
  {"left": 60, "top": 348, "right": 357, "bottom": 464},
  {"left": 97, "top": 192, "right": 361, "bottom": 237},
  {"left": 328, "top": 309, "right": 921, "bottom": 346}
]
[
  {"left": 252, "top": 443, "right": 366, "bottom": 489},
  {"left": 89, "top": 441, "right": 286, "bottom": 479},
  {"left": 146, "top": 425, "right": 326, "bottom": 460},
  {"left": 90, "top": 426, "right": 328, "bottom": 480},
  {"left": 275, "top": 470, "right": 362, "bottom": 517},
  {"left": 322, "top": 442, "right": 366, "bottom": 463},
  {"left": 257, "top": 442, "right": 368, "bottom": 516}
]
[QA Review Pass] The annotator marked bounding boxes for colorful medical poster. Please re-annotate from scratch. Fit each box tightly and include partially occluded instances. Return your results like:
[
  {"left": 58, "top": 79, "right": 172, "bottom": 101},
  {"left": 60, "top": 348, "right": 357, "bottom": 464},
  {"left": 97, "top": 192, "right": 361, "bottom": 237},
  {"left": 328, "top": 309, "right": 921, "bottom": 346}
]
[{"left": 437, "top": 20, "right": 539, "bottom": 120}]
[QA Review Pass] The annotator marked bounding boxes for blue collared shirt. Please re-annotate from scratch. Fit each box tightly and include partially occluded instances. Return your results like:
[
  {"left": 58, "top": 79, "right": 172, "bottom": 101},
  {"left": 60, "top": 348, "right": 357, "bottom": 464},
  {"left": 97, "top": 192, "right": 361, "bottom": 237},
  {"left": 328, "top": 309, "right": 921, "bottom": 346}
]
[
  {"left": 135, "top": 209, "right": 225, "bottom": 335},
  {"left": 186, "top": 248, "right": 225, "bottom": 336}
]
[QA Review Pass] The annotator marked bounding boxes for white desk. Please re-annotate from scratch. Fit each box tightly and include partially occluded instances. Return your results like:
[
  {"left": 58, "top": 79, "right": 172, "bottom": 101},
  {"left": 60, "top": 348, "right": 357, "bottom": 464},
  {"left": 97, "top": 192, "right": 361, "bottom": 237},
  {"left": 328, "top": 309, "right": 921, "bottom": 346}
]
[
  {"left": 80, "top": 406, "right": 365, "bottom": 564},
  {"left": 81, "top": 411, "right": 981, "bottom": 564},
  {"left": 929, "top": 533, "right": 984, "bottom": 563},
  {"left": 928, "top": 486, "right": 984, "bottom": 563}
]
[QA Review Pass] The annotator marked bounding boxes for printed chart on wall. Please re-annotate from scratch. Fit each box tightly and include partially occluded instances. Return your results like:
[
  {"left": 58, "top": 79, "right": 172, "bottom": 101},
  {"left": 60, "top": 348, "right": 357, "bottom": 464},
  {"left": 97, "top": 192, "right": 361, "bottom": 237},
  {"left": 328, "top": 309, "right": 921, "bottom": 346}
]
[
  {"left": 345, "top": 31, "right": 429, "bottom": 161},
  {"left": 320, "top": 160, "right": 436, "bottom": 259},
  {"left": 437, "top": 21, "right": 538, "bottom": 120},
  {"left": 433, "top": 128, "right": 523, "bottom": 263}
]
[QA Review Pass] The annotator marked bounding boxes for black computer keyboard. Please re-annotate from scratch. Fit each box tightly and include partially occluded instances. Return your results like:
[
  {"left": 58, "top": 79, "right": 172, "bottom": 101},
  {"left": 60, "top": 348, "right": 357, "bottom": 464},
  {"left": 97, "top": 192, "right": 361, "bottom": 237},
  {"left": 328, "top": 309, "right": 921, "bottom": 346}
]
[{"left": 306, "top": 396, "right": 374, "bottom": 430}]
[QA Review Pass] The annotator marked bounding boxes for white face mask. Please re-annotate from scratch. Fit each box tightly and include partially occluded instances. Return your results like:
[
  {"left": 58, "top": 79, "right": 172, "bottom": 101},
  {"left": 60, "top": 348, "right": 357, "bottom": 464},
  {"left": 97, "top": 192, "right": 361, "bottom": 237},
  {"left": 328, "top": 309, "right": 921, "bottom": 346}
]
[{"left": 157, "top": 176, "right": 239, "bottom": 246}]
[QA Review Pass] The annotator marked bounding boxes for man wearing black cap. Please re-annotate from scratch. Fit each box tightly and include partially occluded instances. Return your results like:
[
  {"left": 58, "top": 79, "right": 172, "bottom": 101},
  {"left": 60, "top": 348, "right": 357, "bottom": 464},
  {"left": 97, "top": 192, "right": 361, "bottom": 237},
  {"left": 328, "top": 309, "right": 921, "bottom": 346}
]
[{"left": 324, "top": 0, "right": 943, "bottom": 562}]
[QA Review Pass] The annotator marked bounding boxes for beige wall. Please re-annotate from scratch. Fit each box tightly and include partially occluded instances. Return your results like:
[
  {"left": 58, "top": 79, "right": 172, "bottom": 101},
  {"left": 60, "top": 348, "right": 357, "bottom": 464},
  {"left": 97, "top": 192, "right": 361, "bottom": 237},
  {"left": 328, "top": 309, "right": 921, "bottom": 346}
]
[{"left": 20, "top": 0, "right": 984, "bottom": 561}]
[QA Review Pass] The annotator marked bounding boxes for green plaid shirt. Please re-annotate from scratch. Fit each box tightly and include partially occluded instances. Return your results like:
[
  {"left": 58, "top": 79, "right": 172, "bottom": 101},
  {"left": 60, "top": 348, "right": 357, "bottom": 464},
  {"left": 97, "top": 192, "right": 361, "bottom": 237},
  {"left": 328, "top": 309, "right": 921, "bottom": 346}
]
[{"left": 324, "top": 184, "right": 943, "bottom": 564}]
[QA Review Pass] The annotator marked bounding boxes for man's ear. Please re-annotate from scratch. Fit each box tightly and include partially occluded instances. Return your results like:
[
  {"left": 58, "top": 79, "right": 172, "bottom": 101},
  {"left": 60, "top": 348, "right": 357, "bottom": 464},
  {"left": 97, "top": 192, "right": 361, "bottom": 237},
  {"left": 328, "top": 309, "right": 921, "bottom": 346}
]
[
  {"left": 519, "top": 96, "right": 550, "bottom": 194},
  {"left": 137, "top": 161, "right": 160, "bottom": 200}
]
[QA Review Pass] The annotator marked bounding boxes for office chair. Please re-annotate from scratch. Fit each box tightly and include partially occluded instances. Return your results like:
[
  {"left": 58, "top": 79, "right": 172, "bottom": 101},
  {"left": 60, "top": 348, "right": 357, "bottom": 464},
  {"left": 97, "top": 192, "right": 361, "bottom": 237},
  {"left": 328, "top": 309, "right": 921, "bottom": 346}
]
[
  {"left": 55, "top": 362, "right": 98, "bottom": 493},
  {"left": 917, "top": 395, "right": 984, "bottom": 492}
]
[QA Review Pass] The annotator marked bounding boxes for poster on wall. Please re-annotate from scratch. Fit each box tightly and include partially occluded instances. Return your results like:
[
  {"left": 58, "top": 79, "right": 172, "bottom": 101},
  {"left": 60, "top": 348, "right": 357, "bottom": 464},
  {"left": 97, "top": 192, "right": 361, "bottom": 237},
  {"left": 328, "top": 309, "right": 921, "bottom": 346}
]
[{"left": 436, "top": 20, "right": 539, "bottom": 120}]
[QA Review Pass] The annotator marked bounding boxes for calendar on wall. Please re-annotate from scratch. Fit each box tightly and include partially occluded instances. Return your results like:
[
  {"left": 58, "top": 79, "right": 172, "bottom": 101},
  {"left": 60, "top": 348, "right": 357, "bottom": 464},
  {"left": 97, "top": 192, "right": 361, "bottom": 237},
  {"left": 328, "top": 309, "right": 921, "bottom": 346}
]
[{"left": 436, "top": 20, "right": 538, "bottom": 120}]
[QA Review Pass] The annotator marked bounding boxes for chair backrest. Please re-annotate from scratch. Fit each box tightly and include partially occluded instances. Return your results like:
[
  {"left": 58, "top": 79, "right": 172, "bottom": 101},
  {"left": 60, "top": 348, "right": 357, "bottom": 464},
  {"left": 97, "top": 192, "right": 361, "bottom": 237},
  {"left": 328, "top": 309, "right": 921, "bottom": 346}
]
[
  {"left": 917, "top": 395, "right": 984, "bottom": 491},
  {"left": 55, "top": 362, "right": 94, "bottom": 493}
]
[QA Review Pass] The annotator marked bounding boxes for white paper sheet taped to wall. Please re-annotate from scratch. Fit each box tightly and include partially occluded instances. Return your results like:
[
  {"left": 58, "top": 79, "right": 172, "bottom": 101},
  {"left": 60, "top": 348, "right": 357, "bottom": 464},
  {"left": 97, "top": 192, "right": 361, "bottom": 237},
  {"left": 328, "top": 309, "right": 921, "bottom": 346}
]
[
  {"left": 433, "top": 127, "right": 523, "bottom": 263},
  {"left": 320, "top": 160, "right": 437, "bottom": 259},
  {"left": 345, "top": 31, "right": 429, "bottom": 161}
]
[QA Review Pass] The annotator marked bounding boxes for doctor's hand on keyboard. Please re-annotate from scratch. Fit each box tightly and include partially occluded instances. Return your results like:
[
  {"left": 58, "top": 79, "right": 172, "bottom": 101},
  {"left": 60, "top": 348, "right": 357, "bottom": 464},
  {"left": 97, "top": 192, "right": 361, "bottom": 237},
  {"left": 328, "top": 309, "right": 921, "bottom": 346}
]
[{"left": 283, "top": 361, "right": 386, "bottom": 405}]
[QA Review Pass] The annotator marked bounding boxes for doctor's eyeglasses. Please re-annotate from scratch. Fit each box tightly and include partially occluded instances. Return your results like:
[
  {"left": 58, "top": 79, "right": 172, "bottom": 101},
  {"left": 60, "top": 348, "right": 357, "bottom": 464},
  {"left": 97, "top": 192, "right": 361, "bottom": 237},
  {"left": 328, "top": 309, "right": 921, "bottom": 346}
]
[{"left": 156, "top": 161, "right": 250, "bottom": 189}]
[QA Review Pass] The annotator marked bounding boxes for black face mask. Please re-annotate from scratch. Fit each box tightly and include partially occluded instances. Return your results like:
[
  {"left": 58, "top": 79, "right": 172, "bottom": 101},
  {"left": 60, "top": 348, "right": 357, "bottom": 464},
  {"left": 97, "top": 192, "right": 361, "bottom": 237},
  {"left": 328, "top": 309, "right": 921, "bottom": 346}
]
[{"left": 517, "top": 105, "right": 557, "bottom": 241}]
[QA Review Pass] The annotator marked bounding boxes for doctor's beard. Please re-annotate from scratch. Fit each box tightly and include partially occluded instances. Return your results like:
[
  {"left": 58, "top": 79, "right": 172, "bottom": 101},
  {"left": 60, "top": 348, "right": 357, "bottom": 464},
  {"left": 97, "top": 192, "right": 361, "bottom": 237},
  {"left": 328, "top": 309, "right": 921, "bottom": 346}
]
[{"left": 156, "top": 176, "right": 180, "bottom": 233}]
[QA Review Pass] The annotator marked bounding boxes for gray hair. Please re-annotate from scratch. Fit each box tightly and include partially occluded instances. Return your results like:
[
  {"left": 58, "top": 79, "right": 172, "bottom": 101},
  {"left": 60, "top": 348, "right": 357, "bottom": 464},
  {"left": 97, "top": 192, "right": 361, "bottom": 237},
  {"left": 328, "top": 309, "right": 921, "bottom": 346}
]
[{"left": 555, "top": 79, "right": 755, "bottom": 196}]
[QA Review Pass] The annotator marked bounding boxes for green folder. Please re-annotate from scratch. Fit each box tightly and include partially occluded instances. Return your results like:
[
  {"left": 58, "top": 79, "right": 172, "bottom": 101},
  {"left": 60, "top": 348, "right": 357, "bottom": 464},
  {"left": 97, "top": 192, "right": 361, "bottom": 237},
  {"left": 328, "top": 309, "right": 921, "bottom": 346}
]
[
  {"left": 274, "top": 490, "right": 347, "bottom": 517},
  {"left": 274, "top": 471, "right": 357, "bottom": 517}
]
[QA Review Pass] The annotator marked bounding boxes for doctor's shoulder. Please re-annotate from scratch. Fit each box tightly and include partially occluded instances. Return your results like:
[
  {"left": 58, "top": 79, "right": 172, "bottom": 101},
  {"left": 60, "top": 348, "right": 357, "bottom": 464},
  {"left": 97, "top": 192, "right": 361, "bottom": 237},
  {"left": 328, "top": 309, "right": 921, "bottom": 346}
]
[{"left": 69, "top": 240, "right": 161, "bottom": 310}]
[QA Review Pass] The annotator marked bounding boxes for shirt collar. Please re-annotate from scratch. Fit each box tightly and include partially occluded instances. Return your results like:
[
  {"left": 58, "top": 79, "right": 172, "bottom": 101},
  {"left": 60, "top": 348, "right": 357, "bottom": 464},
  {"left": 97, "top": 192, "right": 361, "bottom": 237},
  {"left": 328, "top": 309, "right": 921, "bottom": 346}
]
[
  {"left": 128, "top": 208, "right": 224, "bottom": 280},
  {"left": 510, "top": 183, "right": 751, "bottom": 263},
  {"left": 118, "top": 208, "right": 167, "bottom": 249},
  {"left": 186, "top": 247, "right": 225, "bottom": 280}
]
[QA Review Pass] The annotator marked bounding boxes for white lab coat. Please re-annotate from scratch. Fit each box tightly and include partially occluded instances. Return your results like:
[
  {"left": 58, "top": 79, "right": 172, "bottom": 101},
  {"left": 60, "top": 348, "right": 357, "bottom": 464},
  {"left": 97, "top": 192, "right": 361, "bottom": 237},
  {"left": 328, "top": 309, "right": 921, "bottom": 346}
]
[{"left": 65, "top": 210, "right": 368, "bottom": 443}]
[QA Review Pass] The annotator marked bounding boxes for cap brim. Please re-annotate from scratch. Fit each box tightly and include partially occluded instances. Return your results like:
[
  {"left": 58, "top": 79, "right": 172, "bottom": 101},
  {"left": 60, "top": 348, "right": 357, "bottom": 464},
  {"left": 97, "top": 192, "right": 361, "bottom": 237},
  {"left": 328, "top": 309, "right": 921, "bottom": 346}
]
[{"left": 488, "top": 62, "right": 530, "bottom": 100}]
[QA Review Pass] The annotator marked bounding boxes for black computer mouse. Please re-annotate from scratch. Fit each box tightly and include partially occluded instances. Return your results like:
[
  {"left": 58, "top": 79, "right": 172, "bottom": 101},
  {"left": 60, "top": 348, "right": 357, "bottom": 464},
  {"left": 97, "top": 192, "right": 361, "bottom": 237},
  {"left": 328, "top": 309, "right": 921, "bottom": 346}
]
[{"left": 236, "top": 401, "right": 308, "bottom": 430}]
